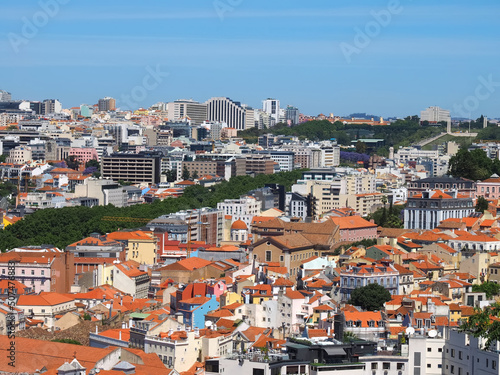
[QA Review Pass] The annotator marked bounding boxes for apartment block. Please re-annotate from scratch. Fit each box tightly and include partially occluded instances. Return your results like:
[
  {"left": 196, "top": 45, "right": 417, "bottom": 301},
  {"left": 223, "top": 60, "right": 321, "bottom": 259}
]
[{"left": 101, "top": 152, "right": 161, "bottom": 184}]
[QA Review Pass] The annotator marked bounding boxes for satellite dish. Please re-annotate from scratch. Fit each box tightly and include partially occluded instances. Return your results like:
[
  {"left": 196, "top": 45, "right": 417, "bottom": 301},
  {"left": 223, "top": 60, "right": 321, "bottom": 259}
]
[
  {"left": 428, "top": 330, "right": 437, "bottom": 338},
  {"left": 405, "top": 327, "right": 415, "bottom": 335},
  {"left": 205, "top": 321, "right": 213, "bottom": 328}
]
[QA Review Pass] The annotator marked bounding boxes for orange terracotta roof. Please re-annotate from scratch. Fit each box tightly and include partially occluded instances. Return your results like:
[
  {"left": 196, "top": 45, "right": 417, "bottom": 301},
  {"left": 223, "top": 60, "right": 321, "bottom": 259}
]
[
  {"left": 17, "top": 292, "right": 74, "bottom": 306},
  {"left": 330, "top": 215, "right": 377, "bottom": 229}
]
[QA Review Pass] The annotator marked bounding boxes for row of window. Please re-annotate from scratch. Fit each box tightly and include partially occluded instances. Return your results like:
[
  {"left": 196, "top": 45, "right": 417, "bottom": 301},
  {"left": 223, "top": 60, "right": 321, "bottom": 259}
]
[{"left": 2, "top": 269, "right": 45, "bottom": 276}]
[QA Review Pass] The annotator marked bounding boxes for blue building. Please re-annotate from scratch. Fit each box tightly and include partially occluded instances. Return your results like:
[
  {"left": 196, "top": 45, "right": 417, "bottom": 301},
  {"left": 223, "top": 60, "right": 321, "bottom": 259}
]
[{"left": 178, "top": 294, "right": 219, "bottom": 328}]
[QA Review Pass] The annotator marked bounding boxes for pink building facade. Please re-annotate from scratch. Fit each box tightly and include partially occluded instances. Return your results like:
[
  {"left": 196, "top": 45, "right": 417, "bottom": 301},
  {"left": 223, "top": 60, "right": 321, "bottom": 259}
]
[
  {"left": 69, "top": 147, "right": 99, "bottom": 165},
  {"left": 477, "top": 176, "right": 500, "bottom": 199}
]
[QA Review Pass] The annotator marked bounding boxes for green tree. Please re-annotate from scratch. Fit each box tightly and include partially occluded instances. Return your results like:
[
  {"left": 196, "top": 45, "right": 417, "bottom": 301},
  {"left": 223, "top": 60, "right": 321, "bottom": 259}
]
[
  {"left": 83, "top": 313, "right": 91, "bottom": 321},
  {"left": 366, "top": 204, "right": 404, "bottom": 228},
  {"left": 472, "top": 282, "right": 500, "bottom": 299},
  {"left": 459, "top": 303, "right": 500, "bottom": 349},
  {"left": 348, "top": 283, "right": 391, "bottom": 311},
  {"left": 476, "top": 196, "right": 489, "bottom": 213},
  {"left": 192, "top": 170, "right": 199, "bottom": 180},
  {"left": 355, "top": 140, "right": 367, "bottom": 154},
  {"left": 448, "top": 149, "right": 492, "bottom": 180},
  {"left": 85, "top": 159, "right": 100, "bottom": 169},
  {"left": 65, "top": 155, "right": 80, "bottom": 170},
  {"left": 165, "top": 169, "right": 177, "bottom": 182},
  {"left": 181, "top": 165, "right": 190, "bottom": 180}
]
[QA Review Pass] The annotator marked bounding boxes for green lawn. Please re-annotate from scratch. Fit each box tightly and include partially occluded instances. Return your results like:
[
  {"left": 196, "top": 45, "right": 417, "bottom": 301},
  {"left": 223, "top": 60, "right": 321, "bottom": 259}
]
[{"left": 422, "top": 133, "right": 476, "bottom": 150}]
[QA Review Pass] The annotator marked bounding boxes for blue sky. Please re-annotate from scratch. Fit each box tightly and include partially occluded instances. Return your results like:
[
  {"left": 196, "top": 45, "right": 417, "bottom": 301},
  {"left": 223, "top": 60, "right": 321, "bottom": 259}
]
[{"left": 1, "top": 0, "right": 499, "bottom": 118}]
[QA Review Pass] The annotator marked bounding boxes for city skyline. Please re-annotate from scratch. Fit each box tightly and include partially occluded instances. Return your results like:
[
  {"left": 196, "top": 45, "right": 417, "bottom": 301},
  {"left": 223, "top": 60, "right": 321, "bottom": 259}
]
[{"left": 1, "top": 1, "right": 499, "bottom": 117}]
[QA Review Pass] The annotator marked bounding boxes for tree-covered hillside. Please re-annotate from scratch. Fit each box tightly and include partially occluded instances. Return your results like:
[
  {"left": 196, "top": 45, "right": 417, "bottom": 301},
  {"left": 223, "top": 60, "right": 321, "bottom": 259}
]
[{"left": 0, "top": 170, "right": 303, "bottom": 251}]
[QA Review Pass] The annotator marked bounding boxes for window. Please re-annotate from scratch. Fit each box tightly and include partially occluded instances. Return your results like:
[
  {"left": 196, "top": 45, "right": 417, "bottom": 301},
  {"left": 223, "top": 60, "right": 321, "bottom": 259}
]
[
  {"left": 459, "top": 351, "right": 462, "bottom": 360},
  {"left": 383, "top": 363, "right": 390, "bottom": 369},
  {"left": 280, "top": 255, "right": 284, "bottom": 262},
  {"left": 21, "top": 270, "right": 25, "bottom": 275},
  {"left": 427, "top": 348, "right": 432, "bottom": 352},
  {"left": 41, "top": 270, "right": 44, "bottom": 275},
  {"left": 414, "top": 352, "right": 421, "bottom": 366},
  {"left": 427, "top": 364, "right": 431, "bottom": 368},
  {"left": 31, "top": 270, "right": 35, "bottom": 275}
]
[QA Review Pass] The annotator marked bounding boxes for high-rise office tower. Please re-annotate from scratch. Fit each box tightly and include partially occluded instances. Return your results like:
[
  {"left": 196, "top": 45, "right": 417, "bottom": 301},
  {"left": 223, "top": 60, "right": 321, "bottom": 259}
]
[
  {"left": 262, "top": 98, "right": 280, "bottom": 126},
  {"left": 205, "top": 97, "right": 254, "bottom": 131},
  {"left": 98, "top": 97, "right": 116, "bottom": 112},
  {"left": 166, "top": 99, "right": 207, "bottom": 125}
]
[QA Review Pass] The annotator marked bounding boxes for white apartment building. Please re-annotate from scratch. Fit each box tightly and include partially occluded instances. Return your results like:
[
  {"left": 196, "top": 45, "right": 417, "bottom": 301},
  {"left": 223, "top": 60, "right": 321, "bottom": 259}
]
[
  {"left": 259, "top": 150, "right": 295, "bottom": 172},
  {"left": 443, "top": 328, "right": 500, "bottom": 375},
  {"left": 395, "top": 147, "right": 450, "bottom": 177},
  {"left": 320, "top": 145, "right": 340, "bottom": 167},
  {"left": 420, "top": 106, "right": 451, "bottom": 124},
  {"left": 217, "top": 196, "right": 260, "bottom": 228},
  {"left": 408, "top": 333, "right": 446, "bottom": 375},
  {"left": 404, "top": 190, "right": 474, "bottom": 230},
  {"left": 262, "top": 98, "right": 280, "bottom": 126},
  {"left": 166, "top": 99, "right": 207, "bottom": 125}
]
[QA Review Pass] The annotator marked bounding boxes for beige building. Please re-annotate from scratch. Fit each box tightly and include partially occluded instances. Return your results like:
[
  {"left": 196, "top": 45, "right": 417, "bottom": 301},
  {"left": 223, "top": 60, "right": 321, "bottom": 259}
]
[
  {"left": 107, "top": 230, "right": 158, "bottom": 265},
  {"left": 6, "top": 146, "right": 32, "bottom": 164},
  {"left": 73, "top": 178, "right": 127, "bottom": 207},
  {"left": 460, "top": 252, "right": 500, "bottom": 283},
  {"left": 17, "top": 293, "right": 76, "bottom": 329},
  {"left": 292, "top": 173, "right": 379, "bottom": 218}
]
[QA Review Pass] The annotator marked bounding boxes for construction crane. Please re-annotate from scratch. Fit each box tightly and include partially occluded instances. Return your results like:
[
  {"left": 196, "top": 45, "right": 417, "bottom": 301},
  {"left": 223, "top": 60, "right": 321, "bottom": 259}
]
[
  {"left": 101, "top": 216, "right": 152, "bottom": 224},
  {"left": 186, "top": 221, "right": 209, "bottom": 258},
  {"left": 13, "top": 173, "right": 38, "bottom": 206}
]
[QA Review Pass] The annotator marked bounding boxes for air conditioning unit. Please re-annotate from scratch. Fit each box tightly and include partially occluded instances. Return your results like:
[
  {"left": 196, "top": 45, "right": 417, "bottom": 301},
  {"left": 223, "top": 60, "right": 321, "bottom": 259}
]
[{"left": 313, "top": 359, "right": 319, "bottom": 364}]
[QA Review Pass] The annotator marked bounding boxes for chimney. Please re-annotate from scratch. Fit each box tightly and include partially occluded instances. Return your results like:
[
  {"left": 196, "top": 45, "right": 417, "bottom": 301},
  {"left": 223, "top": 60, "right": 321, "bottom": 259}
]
[{"left": 119, "top": 331, "right": 122, "bottom": 340}]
